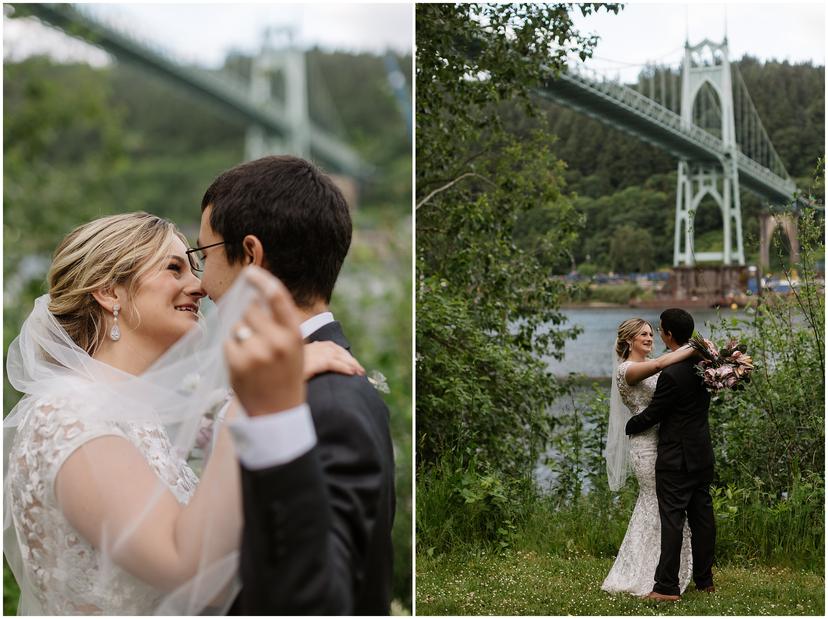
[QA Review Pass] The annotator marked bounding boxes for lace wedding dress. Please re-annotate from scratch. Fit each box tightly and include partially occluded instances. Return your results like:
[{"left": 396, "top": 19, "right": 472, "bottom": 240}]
[
  {"left": 6, "top": 391, "right": 199, "bottom": 615},
  {"left": 601, "top": 361, "right": 692, "bottom": 596}
]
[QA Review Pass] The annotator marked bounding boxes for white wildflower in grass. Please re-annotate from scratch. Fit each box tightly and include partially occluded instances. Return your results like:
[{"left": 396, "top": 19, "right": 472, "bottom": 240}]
[{"left": 416, "top": 551, "right": 823, "bottom": 616}]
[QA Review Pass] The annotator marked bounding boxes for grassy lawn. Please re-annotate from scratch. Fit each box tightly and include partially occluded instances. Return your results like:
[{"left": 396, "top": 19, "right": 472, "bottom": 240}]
[{"left": 416, "top": 549, "right": 824, "bottom": 615}]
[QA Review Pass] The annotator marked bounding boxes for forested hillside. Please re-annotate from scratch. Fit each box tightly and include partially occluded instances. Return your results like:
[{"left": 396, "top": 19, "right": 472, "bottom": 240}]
[
  {"left": 4, "top": 48, "right": 411, "bottom": 262},
  {"left": 516, "top": 57, "right": 824, "bottom": 272}
]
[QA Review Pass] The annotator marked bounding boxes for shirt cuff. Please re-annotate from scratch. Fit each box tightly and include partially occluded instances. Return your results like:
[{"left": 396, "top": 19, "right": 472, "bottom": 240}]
[{"left": 229, "top": 403, "right": 317, "bottom": 470}]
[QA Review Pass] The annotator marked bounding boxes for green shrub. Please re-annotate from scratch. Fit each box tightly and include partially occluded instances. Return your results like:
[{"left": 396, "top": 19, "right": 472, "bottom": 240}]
[
  {"left": 417, "top": 456, "right": 536, "bottom": 554},
  {"left": 588, "top": 283, "right": 642, "bottom": 305},
  {"left": 707, "top": 209, "right": 823, "bottom": 494},
  {"left": 712, "top": 473, "right": 824, "bottom": 572},
  {"left": 545, "top": 382, "right": 610, "bottom": 502}
]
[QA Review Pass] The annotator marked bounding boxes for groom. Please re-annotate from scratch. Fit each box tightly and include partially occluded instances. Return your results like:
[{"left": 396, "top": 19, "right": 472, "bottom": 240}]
[
  {"left": 625, "top": 308, "right": 716, "bottom": 601},
  {"left": 196, "top": 155, "right": 395, "bottom": 614}
]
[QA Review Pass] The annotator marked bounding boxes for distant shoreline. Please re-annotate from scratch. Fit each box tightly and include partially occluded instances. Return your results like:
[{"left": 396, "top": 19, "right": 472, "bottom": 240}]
[
  {"left": 562, "top": 298, "right": 741, "bottom": 310},
  {"left": 561, "top": 301, "right": 621, "bottom": 309}
]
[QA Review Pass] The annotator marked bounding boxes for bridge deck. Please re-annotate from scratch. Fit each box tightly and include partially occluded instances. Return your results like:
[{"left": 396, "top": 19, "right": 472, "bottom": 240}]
[
  {"left": 538, "top": 70, "right": 796, "bottom": 205},
  {"left": 14, "top": 3, "right": 368, "bottom": 178}
]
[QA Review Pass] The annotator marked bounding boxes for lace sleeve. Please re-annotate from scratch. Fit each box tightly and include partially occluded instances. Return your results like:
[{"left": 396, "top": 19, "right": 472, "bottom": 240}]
[
  {"left": 24, "top": 395, "right": 128, "bottom": 508},
  {"left": 616, "top": 361, "right": 632, "bottom": 396}
]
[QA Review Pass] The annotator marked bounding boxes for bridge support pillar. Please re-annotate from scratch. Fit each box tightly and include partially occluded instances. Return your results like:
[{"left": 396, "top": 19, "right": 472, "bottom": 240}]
[
  {"left": 723, "top": 154, "right": 745, "bottom": 266},
  {"left": 669, "top": 265, "right": 747, "bottom": 302},
  {"left": 674, "top": 159, "right": 745, "bottom": 267},
  {"left": 674, "top": 39, "right": 745, "bottom": 267},
  {"left": 674, "top": 161, "right": 694, "bottom": 266}
]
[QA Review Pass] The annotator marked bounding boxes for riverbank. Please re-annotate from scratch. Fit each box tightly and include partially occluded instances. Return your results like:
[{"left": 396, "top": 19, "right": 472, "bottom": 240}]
[
  {"left": 417, "top": 550, "right": 824, "bottom": 615},
  {"left": 562, "top": 298, "right": 744, "bottom": 310}
]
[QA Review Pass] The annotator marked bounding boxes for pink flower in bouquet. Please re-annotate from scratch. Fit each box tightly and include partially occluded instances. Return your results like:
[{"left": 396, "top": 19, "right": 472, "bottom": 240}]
[
  {"left": 704, "top": 338, "right": 720, "bottom": 357},
  {"left": 715, "top": 366, "right": 733, "bottom": 379}
]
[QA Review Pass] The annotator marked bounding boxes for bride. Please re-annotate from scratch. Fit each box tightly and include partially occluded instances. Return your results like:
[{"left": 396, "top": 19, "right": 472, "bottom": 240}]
[
  {"left": 600, "top": 318, "right": 695, "bottom": 596},
  {"left": 4, "top": 212, "right": 361, "bottom": 615}
]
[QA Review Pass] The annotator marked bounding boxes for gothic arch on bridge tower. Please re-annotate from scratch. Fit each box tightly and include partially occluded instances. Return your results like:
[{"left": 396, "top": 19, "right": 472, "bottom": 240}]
[
  {"left": 692, "top": 186, "right": 725, "bottom": 256},
  {"left": 691, "top": 82, "right": 723, "bottom": 140},
  {"left": 674, "top": 38, "right": 744, "bottom": 267},
  {"left": 674, "top": 162, "right": 743, "bottom": 265}
]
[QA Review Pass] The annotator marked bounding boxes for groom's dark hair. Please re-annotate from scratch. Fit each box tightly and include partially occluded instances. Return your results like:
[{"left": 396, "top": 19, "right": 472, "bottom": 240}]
[
  {"left": 202, "top": 155, "right": 351, "bottom": 307},
  {"left": 659, "top": 308, "right": 694, "bottom": 344}
]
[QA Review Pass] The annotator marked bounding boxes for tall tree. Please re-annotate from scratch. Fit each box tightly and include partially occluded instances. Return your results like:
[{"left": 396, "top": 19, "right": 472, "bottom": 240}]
[{"left": 416, "top": 3, "right": 620, "bottom": 475}]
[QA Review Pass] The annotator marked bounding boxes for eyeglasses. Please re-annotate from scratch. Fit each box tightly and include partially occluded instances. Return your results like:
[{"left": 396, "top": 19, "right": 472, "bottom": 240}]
[{"left": 185, "top": 241, "right": 226, "bottom": 273}]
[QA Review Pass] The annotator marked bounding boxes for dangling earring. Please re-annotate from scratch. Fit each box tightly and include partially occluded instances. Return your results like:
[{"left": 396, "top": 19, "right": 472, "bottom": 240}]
[{"left": 110, "top": 303, "right": 121, "bottom": 341}]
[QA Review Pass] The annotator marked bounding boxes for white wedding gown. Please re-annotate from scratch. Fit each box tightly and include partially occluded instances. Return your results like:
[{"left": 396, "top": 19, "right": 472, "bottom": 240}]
[
  {"left": 6, "top": 392, "right": 198, "bottom": 615},
  {"left": 601, "top": 361, "right": 692, "bottom": 596}
]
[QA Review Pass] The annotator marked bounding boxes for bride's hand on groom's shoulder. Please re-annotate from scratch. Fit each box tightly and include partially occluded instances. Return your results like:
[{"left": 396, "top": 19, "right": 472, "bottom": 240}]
[
  {"left": 225, "top": 267, "right": 306, "bottom": 417},
  {"left": 304, "top": 341, "right": 365, "bottom": 379}
]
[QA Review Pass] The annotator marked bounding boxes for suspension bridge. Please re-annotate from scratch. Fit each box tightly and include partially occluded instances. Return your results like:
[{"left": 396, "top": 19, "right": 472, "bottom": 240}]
[
  {"left": 540, "top": 38, "right": 801, "bottom": 272},
  {"left": 8, "top": 3, "right": 373, "bottom": 178}
]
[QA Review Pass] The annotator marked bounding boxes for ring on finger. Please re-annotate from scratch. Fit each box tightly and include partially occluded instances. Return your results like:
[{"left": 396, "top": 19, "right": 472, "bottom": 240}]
[{"left": 234, "top": 325, "right": 254, "bottom": 343}]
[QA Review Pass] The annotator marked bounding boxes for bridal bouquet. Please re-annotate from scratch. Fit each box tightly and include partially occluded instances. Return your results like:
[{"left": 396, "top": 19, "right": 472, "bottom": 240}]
[{"left": 688, "top": 333, "right": 754, "bottom": 392}]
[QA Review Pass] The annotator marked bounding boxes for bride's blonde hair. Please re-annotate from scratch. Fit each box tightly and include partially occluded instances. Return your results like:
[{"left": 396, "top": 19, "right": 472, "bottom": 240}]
[
  {"left": 47, "top": 212, "right": 189, "bottom": 355},
  {"left": 615, "top": 318, "right": 652, "bottom": 359}
]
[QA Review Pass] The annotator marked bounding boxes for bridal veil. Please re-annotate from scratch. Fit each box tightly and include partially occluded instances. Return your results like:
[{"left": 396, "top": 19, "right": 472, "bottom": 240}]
[
  {"left": 605, "top": 342, "right": 631, "bottom": 491},
  {"left": 4, "top": 273, "right": 265, "bottom": 614}
]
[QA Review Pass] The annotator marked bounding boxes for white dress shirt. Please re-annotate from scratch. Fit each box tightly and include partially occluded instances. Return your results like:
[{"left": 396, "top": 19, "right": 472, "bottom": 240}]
[{"left": 228, "top": 312, "right": 335, "bottom": 470}]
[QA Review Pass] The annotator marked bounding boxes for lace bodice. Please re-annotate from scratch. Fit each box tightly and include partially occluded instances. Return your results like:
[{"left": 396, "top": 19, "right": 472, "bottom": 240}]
[
  {"left": 6, "top": 394, "right": 199, "bottom": 615},
  {"left": 616, "top": 360, "right": 660, "bottom": 449}
]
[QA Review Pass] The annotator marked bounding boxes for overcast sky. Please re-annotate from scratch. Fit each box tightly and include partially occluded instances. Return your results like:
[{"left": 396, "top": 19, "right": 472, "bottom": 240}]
[
  {"left": 3, "top": 2, "right": 823, "bottom": 76},
  {"left": 3, "top": 3, "right": 413, "bottom": 68},
  {"left": 573, "top": 2, "right": 824, "bottom": 81}
]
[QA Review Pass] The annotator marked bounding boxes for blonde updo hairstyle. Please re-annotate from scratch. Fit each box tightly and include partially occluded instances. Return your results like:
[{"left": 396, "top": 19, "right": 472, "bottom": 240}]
[
  {"left": 615, "top": 318, "right": 652, "bottom": 360},
  {"left": 47, "top": 213, "right": 189, "bottom": 355}
]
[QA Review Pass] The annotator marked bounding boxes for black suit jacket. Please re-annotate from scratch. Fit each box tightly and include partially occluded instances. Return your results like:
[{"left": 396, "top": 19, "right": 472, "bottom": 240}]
[
  {"left": 625, "top": 358, "right": 714, "bottom": 473},
  {"left": 235, "top": 321, "right": 395, "bottom": 615}
]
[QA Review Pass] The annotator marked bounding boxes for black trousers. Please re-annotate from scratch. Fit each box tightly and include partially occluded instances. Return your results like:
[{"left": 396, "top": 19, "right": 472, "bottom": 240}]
[{"left": 653, "top": 466, "right": 716, "bottom": 596}]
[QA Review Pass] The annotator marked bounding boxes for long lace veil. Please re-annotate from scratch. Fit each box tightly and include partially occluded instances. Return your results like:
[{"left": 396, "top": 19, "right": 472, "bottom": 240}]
[
  {"left": 4, "top": 271, "right": 266, "bottom": 615},
  {"left": 605, "top": 341, "right": 630, "bottom": 491}
]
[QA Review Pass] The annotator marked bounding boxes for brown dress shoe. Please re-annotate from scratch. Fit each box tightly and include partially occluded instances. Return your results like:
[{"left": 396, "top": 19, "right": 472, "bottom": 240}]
[
  {"left": 697, "top": 585, "right": 716, "bottom": 593},
  {"left": 645, "top": 591, "right": 681, "bottom": 602}
]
